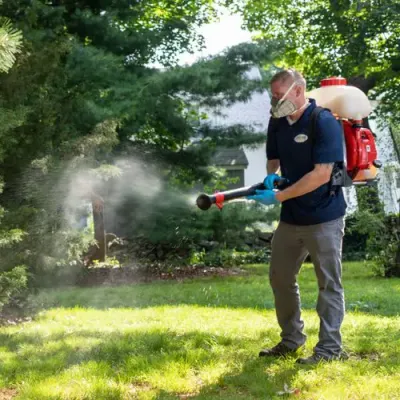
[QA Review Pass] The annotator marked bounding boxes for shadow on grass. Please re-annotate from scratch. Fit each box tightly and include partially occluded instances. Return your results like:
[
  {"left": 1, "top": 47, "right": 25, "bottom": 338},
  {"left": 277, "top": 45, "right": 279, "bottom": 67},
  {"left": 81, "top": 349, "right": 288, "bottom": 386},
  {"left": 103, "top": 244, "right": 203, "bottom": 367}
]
[
  {"left": 0, "top": 329, "right": 263, "bottom": 387},
  {"left": 2, "top": 319, "right": 400, "bottom": 399},
  {"left": 0, "top": 327, "right": 305, "bottom": 399},
  {"left": 155, "top": 356, "right": 302, "bottom": 400}
]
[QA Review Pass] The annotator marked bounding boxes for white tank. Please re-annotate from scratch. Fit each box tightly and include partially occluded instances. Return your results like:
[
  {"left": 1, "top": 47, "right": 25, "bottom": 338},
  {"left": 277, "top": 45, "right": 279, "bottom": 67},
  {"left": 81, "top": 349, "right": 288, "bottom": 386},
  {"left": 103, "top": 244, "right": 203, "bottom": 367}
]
[{"left": 307, "top": 77, "right": 372, "bottom": 120}]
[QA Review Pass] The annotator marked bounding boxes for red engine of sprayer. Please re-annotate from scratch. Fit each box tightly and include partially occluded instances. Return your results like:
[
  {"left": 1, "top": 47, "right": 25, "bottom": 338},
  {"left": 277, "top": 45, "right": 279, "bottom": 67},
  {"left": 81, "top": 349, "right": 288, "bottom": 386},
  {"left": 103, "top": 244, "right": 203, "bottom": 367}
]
[
  {"left": 320, "top": 77, "right": 380, "bottom": 182},
  {"left": 343, "top": 120, "right": 378, "bottom": 176}
]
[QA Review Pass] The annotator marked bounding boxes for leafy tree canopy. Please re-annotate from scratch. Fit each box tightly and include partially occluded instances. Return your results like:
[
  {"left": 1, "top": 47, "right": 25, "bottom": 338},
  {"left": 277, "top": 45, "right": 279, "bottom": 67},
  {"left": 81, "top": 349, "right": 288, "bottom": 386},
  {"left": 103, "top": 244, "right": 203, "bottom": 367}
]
[{"left": 228, "top": 0, "right": 400, "bottom": 124}]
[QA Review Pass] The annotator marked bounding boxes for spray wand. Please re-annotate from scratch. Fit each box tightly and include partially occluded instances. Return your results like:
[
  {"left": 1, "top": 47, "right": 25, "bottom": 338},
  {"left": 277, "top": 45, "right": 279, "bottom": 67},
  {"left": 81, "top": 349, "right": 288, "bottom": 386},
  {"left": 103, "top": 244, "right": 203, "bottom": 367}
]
[{"left": 196, "top": 178, "right": 289, "bottom": 211}]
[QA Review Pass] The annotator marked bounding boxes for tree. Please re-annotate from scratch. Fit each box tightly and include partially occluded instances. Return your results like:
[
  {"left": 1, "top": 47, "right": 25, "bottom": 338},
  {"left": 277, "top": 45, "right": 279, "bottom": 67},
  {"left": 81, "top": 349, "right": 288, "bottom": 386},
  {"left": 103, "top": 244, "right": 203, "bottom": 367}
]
[
  {"left": 0, "top": 1, "right": 27, "bottom": 311},
  {"left": 0, "top": 1, "right": 277, "bottom": 281},
  {"left": 0, "top": 1, "right": 276, "bottom": 185},
  {"left": 229, "top": 0, "right": 400, "bottom": 125}
]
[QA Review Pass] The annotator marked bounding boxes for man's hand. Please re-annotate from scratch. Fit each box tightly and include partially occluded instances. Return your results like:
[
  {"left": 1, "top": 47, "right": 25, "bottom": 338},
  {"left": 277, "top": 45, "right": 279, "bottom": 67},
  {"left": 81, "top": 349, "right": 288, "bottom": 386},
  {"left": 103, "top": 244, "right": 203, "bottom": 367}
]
[
  {"left": 247, "top": 189, "right": 280, "bottom": 206},
  {"left": 263, "top": 173, "right": 281, "bottom": 190}
]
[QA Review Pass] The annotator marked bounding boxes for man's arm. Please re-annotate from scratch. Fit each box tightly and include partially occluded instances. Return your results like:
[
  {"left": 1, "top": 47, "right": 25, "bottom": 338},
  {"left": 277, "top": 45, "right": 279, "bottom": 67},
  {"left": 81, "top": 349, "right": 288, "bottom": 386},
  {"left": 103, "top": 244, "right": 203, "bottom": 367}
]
[
  {"left": 275, "top": 163, "right": 333, "bottom": 203},
  {"left": 267, "top": 159, "right": 280, "bottom": 175}
]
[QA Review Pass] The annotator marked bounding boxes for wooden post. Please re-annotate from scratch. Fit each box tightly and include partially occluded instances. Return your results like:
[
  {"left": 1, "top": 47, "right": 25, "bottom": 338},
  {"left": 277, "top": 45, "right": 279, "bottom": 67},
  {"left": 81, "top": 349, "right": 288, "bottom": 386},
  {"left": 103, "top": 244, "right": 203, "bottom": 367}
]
[{"left": 91, "top": 193, "right": 106, "bottom": 262}]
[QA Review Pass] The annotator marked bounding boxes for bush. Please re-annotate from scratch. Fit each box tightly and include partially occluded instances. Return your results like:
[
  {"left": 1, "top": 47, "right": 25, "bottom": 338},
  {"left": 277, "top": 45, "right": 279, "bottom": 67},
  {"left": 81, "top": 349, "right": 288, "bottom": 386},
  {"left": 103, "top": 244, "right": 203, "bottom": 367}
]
[
  {"left": 344, "top": 208, "right": 400, "bottom": 277},
  {"left": 0, "top": 205, "right": 94, "bottom": 289},
  {"left": 345, "top": 185, "right": 399, "bottom": 277},
  {"left": 0, "top": 266, "right": 28, "bottom": 312},
  {"left": 114, "top": 185, "right": 279, "bottom": 266},
  {"left": 343, "top": 210, "right": 383, "bottom": 260},
  {"left": 189, "top": 247, "right": 271, "bottom": 268},
  {"left": 370, "top": 213, "right": 400, "bottom": 277}
]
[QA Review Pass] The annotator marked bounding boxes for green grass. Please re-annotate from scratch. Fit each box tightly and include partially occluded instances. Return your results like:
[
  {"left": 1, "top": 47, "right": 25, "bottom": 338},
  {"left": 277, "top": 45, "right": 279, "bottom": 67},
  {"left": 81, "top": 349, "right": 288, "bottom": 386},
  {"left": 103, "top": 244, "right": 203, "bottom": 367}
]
[{"left": 1, "top": 262, "right": 400, "bottom": 399}]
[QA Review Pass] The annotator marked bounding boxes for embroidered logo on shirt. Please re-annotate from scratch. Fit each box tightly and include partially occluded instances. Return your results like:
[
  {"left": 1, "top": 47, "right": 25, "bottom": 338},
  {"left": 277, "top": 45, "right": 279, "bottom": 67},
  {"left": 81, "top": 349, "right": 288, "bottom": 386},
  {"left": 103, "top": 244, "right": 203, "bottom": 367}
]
[{"left": 294, "top": 133, "right": 308, "bottom": 143}]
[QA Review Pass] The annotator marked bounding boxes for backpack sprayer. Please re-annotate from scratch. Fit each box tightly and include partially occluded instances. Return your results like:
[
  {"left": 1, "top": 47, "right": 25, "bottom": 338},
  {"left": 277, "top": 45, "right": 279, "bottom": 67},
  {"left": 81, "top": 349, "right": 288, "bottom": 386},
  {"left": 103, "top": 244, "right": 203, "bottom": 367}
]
[
  {"left": 309, "top": 77, "right": 382, "bottom": 184},
  {"left": 196, "top": 76, "right": 382, "bottom": 211}
]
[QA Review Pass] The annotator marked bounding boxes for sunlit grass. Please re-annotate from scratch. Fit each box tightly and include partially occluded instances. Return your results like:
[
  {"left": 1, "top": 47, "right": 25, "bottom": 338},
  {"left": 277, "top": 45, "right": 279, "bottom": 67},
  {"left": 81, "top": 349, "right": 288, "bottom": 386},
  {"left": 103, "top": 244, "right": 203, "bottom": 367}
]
[{"left": 1, "top": 262, "right": 400, "bottom": 399}]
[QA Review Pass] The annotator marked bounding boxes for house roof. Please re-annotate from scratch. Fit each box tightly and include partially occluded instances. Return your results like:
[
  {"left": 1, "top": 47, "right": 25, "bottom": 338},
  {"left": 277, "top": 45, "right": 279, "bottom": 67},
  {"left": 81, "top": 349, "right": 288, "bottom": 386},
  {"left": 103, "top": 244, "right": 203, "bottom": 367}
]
[{"left": 212, "top": 147, "right": 249, "bottom": 167}]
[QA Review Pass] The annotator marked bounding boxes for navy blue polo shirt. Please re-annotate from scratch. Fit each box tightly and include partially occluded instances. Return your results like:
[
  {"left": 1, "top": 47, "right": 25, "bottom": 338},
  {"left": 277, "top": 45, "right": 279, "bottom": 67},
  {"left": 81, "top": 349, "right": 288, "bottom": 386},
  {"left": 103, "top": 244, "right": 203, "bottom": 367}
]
[{"left": 266, "top": 98, "right": 347, "bottom": 226}]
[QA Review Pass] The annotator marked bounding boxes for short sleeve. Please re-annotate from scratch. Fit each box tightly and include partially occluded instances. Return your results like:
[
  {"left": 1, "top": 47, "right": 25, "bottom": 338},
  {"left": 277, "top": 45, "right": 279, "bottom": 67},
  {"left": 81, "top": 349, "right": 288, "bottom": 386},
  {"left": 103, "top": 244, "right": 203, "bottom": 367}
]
[
  {"left": 266, "top": 118, "right": 279, "bottom": 160},
  {"left": 313, "top": 111, "right": 344, "bottom": 164}
]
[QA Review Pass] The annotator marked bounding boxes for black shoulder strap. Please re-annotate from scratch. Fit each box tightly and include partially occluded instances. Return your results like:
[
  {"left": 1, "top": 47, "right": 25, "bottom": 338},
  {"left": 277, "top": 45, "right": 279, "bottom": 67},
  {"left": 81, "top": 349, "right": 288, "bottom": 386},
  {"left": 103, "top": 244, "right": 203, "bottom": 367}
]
[
  {"left": 268, "top": 115, "right": 280, "bottom": 131},
  {"left": 308, "top": 106, "right": 327, "bottom": 144},
  {"left": 308, "top": 106, "right": 353, "bottom": 189}
]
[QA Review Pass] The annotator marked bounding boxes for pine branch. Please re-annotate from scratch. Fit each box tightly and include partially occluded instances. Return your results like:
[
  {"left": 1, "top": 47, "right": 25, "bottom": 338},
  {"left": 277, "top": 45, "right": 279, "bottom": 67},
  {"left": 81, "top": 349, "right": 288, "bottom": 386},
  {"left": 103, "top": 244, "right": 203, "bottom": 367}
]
[{"left": 0, "top": 17, "right": 22, "bottom": 73}]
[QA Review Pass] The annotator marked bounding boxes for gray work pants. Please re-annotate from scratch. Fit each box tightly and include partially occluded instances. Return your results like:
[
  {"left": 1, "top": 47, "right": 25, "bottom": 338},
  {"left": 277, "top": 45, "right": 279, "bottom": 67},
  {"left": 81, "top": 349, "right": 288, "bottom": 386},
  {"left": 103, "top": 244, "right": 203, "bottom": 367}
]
[{"left": 269, "top": 217, "right": 345, "bottom": 357}]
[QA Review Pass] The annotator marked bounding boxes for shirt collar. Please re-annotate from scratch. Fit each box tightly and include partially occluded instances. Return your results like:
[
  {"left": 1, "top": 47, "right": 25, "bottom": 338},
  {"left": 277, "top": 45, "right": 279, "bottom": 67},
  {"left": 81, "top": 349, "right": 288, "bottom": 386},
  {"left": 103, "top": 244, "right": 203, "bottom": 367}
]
[{"left": 286, "top": 98, "right": 316, "bottom": 126}]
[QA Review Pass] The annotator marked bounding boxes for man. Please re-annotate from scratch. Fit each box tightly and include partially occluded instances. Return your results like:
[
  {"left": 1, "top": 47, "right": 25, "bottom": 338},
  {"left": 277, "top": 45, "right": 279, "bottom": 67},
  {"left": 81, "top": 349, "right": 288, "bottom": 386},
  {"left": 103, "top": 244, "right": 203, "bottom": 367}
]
[{"left": 248, "top": 69, "right": 347, "bottom": 365}]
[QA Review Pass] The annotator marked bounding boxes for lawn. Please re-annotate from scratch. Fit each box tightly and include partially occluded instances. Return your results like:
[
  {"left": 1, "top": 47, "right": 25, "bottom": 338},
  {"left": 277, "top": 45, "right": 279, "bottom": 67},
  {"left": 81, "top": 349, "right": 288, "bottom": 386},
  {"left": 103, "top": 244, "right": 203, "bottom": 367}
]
[{"left": 1, "top": 262, "right": 400, "bottom": 400}]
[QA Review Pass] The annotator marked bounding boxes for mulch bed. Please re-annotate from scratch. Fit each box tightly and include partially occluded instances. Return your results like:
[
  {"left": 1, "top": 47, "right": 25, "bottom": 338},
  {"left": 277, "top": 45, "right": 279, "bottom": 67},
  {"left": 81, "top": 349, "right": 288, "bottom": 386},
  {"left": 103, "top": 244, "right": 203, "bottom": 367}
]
[
  {"left": 0, "top": 388, "right": 18, "bottom": 400},
  {"left": 78, "top": 265, "right": 247, "bottom": 286}
]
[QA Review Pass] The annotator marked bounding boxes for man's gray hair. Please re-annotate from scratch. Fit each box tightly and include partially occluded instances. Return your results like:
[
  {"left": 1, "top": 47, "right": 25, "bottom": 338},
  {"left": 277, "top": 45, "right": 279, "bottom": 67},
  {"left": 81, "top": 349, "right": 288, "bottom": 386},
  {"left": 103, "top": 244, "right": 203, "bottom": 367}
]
[{"left": 270, "top": 69, "right": 306, "bottom": 88}]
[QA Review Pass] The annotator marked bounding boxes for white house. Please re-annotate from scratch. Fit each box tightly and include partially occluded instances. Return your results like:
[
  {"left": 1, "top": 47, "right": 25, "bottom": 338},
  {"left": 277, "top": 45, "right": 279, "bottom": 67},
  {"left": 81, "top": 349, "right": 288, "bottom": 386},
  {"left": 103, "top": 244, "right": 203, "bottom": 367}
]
[{"left": 206, "top": 67, "right": 400, "bottom": 214}]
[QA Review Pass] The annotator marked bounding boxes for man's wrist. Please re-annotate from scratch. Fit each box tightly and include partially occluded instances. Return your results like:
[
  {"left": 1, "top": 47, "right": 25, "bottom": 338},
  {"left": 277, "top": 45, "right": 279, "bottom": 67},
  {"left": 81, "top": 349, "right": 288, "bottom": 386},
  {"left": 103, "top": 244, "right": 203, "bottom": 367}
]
[{"left": 275, "top": 190, "right": 288, "bottom": 203}]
